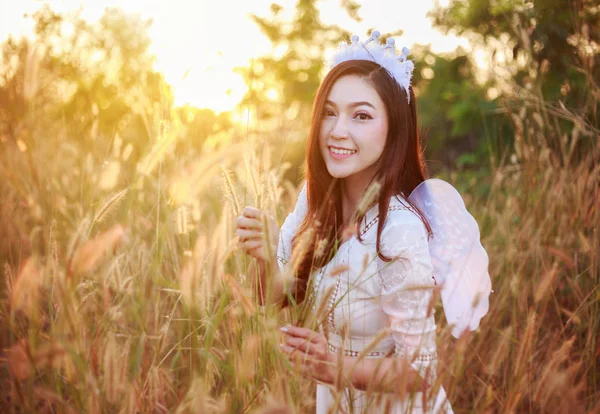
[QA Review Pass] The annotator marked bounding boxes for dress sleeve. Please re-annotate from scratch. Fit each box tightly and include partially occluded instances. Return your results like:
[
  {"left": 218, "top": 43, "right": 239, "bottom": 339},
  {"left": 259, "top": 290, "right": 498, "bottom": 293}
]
[
  {"left": 377, "top": 208, "right": 438, "bottom": 382},
  {"left": 277, "top": 181, "right": 308, "bottom": 293}
]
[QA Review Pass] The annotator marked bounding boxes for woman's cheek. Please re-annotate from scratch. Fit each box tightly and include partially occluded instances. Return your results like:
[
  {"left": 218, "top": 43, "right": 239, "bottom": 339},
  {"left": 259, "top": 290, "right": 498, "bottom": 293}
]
[{"left": 319, "top": 127, "right": 329, "bottom": 145}]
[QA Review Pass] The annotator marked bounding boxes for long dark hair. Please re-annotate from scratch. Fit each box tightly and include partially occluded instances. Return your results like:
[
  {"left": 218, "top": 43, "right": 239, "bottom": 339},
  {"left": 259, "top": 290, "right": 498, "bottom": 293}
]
[{"left": 285, "top": 59, "right": 432, "bottom": 307}]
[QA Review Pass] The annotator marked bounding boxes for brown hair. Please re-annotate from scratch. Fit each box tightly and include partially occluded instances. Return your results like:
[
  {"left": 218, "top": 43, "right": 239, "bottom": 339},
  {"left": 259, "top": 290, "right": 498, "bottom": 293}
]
[{"left": 284, "top": 59, "right": 431, "bottom": 307}]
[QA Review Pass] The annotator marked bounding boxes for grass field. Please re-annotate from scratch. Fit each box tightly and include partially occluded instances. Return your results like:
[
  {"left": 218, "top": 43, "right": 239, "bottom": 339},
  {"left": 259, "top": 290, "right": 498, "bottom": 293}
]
[{"left": 0, "top": 82, "right": 598, "bottom": 413}]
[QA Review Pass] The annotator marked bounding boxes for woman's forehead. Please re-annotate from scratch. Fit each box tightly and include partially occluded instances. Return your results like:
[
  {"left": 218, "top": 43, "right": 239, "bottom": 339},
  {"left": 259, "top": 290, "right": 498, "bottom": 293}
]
[{"left": 326, "top": 75, "right": 382, "bottom": 108}]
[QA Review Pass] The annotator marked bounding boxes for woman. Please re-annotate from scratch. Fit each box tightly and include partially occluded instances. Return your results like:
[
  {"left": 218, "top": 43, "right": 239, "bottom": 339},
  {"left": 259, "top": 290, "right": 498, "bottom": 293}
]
[{"left": 236, "top": 31, "right": 491, "bottom": 413}]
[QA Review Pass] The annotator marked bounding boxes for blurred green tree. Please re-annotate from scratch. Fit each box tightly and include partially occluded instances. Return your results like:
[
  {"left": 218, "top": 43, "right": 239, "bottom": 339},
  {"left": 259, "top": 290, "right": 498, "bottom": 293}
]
[
  {"left": 0, "top": 6, "right": 173, "bottom": 145},
  {"left": 173, "top": 106, "right": 233, "bottom": 157},
  {"left": 411, "top": 45, "right": 505, "bottom": 174},
  {"left": 236, "top": 0, "right": 364, "bottom": 122},
  {"left": 429, "top": 0, "right": 599, "bottom": 126},
  {"left": 0, "top": 6, "right": 180, "bottom": 261}
]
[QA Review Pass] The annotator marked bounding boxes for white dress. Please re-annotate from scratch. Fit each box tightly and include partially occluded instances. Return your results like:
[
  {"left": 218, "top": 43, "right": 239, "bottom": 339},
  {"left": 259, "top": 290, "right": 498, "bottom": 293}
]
[{"left": 278, "top": 183, "right": 454, "bottom": 413}]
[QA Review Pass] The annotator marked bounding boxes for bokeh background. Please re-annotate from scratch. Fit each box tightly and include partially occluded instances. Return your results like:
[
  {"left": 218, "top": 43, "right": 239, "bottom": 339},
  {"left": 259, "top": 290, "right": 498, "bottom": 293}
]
[{"left": 0, "top": 0, "right": 598, "bottom": 412}]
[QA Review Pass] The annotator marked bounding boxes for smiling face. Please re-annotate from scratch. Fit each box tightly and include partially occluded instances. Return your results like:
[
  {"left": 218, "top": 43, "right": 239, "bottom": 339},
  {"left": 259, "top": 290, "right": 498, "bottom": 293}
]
[{"left": 319, "top": 74, "right": 389, "bottom": 181}]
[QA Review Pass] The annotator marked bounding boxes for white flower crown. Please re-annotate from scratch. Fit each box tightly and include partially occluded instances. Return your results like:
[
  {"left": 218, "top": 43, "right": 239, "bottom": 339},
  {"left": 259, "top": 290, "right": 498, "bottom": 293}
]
[{"left": 328, "top": 30, "right": 415, "bottom": 103}]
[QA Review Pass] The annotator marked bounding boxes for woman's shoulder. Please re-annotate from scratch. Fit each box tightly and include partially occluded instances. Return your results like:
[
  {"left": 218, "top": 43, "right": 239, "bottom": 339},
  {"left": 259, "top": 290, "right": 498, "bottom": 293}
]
[
  {"left": 386, "top": 195, "right": 424, "bottom": 226},
  {"left": 358, "top": 194, "right": 424, "bottom": 239},
  {"left": 379, "top": 198, "right": 430, "bottom": 258}
]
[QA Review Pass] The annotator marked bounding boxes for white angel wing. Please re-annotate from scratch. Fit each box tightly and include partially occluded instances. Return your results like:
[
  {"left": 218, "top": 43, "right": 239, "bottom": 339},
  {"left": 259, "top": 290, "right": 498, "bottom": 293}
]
[{"left": 408, "top": 178, "right": 492, "bottom": 338}]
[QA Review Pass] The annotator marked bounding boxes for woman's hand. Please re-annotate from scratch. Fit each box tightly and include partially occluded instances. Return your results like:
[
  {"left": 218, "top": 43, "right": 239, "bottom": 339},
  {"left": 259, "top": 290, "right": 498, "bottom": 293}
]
[
  {"left": 279, "top": 325, "right": 337, "bottom": 385},
  {"left": 235, "top": 206, "right": 279, "bottom": 262}
]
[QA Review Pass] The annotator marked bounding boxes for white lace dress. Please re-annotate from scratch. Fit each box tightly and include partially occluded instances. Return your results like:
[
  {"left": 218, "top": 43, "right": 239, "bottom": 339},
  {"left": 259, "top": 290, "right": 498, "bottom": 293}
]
[{"left": 278, "top": 183, "right": 454, "bottom": 413}]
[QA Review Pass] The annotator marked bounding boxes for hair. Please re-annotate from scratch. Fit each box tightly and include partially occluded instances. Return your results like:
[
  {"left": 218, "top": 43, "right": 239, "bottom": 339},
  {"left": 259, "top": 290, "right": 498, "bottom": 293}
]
[{"left": 283, "top": 59, "right": 432, "bottom": 307}]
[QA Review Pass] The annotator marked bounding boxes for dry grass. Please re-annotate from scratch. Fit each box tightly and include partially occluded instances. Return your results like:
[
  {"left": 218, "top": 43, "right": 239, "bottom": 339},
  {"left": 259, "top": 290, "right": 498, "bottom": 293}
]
[{"left": 0, "top": 83, "right": 598, "bottom": 414}]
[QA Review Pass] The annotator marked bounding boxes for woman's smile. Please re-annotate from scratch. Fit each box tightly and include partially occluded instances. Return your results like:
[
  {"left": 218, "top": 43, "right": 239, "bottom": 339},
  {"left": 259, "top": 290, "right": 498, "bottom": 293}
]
[{"left": 329, "top": 146, "right": 358, "bottom": 160}]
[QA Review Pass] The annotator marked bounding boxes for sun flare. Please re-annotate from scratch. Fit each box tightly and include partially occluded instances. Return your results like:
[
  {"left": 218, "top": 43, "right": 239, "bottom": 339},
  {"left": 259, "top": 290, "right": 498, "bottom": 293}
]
[{"left": 165, "top": 63, "right": 248, "bottom": 114}]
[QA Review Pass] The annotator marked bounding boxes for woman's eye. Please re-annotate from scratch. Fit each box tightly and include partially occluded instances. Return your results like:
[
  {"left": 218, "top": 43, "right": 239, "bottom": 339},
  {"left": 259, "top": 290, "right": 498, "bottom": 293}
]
[
  {"left": 323, "top": 109, "right": 335, "bottom": 117},
  {"left": 355, "top": 112, "right": 372, "bottom": 120}
]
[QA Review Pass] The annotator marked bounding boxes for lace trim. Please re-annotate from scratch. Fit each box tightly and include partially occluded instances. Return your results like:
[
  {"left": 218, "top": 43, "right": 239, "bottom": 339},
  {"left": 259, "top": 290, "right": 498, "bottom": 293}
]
[
  {"left": 326, "top": 342, "right": 438, "bottom": 362},
  {"left": 383, "top": 294, "right": 427, "bottom": 307},
  {"left": 359, "top": 204, "right": 409, "bottom": 238},
  {"left": 327, "top": 342, "right": 390, "bottom": 357},
  {"left": 395, "top": 348, "right": 438, "bottom": 362},
  {"left": 379, "top": 267, "right": 411, "bottom": 290}
]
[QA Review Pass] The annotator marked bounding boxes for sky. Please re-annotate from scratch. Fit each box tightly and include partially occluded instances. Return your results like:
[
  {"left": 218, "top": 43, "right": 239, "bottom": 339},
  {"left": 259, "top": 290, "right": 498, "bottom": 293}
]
[{"left": 0, "top": 0, "right": 469, "bottom": 113}]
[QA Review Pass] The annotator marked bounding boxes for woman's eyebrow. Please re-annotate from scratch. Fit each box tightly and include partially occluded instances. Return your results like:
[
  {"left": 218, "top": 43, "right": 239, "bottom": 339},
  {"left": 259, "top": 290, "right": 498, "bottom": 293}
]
[{"left": 325, "top": 100, "right": 376, "bottom": 110}]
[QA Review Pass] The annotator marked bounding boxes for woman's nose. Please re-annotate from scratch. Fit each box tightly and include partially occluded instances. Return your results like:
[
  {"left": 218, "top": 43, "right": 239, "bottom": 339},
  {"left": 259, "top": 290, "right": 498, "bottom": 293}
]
[{"left": 330, "top": 117, "right": 350, "bottom": 140}]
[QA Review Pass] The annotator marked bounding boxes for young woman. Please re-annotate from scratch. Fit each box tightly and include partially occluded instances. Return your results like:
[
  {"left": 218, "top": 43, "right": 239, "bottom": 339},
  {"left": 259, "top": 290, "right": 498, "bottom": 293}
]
[{"left": 236, "top": 31, "right": 492, "bottom": 413}]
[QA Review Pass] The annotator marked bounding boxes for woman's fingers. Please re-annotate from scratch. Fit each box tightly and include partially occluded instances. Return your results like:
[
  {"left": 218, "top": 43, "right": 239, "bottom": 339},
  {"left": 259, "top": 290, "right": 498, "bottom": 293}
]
[
  {"left": 236, "top": 228, "right": 262, "bottom": 241},
  {"left": 284, "top": 336, "right": 318, "bottom": 354},
  {"left": 236, "top": 215, "right": 262, "bottom": 230},
  {"left": 240, "top": 239, "right": 263, "bottom": 251},
  {"left": 283, "top": 348, "right": 314, "bottom": 372},
  {"left": 236, "top": 207, "right": 279, "bottom": 261},
  {"left": 281, "top": 343, "right": 313, "bottom": 363},
  {"left": 280, "top": 326, "right": 324, "bottom": 345},
  {"left": 242, "top": 206, "right": 262, "bottom": 219}
]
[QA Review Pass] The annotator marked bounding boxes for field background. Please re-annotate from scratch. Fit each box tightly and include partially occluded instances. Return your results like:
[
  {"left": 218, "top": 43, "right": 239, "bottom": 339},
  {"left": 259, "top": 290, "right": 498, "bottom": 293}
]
[{"left": 0, "top": 1, "right": 598, "bottom": 412}]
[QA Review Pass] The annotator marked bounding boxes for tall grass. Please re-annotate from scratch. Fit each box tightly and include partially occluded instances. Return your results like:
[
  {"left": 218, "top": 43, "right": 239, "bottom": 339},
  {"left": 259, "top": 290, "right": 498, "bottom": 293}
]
[
  {"left": 1, "top": 76, "right": 598, "bottom": 414},
  {"left": 436, "top": 87, "right": 599, "bottom": 412}
]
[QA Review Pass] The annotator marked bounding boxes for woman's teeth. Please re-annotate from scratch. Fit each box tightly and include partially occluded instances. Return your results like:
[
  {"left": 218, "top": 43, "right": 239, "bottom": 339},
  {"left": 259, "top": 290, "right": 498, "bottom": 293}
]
[{"left": 330, "top": 147, "right": 357, "bottom": 155}]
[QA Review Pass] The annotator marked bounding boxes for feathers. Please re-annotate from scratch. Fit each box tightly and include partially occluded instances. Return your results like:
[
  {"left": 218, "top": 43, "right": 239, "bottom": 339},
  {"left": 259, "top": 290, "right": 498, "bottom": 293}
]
[{"left": 409, "top": 178, "right": 493, "bottom": 338}]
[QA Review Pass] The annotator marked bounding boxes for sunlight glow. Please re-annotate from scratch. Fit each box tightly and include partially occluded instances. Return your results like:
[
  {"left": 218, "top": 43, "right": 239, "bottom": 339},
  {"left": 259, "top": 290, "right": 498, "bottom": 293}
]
[
  {"left": 167, "top": 62, "right": 248, "bottom": 113},
  {"left": 1, "top": 0, "right": 469, "bottom": 113}
]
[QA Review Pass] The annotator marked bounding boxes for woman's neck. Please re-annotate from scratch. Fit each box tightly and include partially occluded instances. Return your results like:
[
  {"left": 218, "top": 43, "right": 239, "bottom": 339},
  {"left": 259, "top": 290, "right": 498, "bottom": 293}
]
[{"left": 340, "top": 168, "right": 378, "bottom": 225}]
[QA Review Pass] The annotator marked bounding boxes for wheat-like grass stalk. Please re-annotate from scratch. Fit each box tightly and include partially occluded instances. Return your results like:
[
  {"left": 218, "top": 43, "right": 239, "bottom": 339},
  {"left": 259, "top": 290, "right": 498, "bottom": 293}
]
[
  {"left": 221, "top": 167, "right": 241, "bottom": 214},
  {"left": 92, "top": 188, "right": 129, "bottom": 226},
  {"left": 356, "top": 180, "right": 381, "bottom": 216}
]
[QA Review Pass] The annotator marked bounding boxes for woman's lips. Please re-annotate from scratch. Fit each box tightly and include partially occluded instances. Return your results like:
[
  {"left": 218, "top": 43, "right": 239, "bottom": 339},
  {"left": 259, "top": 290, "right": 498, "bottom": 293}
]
[{"left": 329, "top": 147, "right": 357, "bottom": 160}]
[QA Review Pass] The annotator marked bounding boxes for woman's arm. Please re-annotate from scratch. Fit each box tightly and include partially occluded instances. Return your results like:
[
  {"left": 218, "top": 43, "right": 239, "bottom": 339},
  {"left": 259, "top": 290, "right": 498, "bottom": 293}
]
[
  {"left": 352, "top": 208, "right": 437, "bottom": 394},
  {"left": 280, "top": 326, "right": 429, "bottom": 394},
  {"left": 337, "top": 354, "right": 428, "bottom": 394}
]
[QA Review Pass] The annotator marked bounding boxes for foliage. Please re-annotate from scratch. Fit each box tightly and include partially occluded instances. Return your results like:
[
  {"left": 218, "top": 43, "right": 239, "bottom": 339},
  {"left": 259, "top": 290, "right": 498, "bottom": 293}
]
[
  {"left": 235, "top": 0, "right": 363, "bottom": 122},
  {"left": 429, "top": 0, "right": 600, "bottom": 126},
  {"left": 411, "top": 46, "right": 505, "bottom": 171},
  {"left": 0, "top": 6, "right": 167, "bottom": 144},
  {"left": 0, "top": 6, "right": 237, "bottom": 263}
]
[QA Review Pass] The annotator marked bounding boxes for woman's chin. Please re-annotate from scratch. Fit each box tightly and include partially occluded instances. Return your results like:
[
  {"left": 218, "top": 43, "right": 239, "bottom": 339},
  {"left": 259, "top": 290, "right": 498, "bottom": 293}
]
[{"left": 326, "top": 167, "right": 353, "bottom": 179}]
